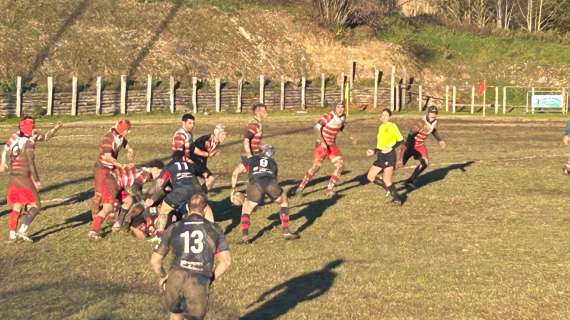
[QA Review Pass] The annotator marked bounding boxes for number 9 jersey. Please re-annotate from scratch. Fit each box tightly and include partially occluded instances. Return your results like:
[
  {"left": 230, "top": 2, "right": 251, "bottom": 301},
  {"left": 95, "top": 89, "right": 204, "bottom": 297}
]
[{"left": 154, "top": 214, "right": 229, "bottom": 278}]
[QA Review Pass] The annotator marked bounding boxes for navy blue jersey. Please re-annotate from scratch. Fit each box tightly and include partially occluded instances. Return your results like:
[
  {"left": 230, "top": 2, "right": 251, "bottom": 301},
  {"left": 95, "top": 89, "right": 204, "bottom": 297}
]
[
  {"left": 154, "top": 214, "right": 229, "bottom": 278},
  {"left": 162, "top": 161, "right": 200, "bottom": 190},
  {"left": 247, "top": 155, "right": 278, "bottom": 182}
]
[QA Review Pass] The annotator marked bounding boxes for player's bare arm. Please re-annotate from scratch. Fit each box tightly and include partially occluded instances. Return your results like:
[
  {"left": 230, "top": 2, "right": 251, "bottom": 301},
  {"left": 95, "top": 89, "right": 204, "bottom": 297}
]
[
  {"left": 213, "top": 250, "right": 231, "bottom": 281},
  {"left": 150, "top": 252, "right": 168, "bottom": 291}
]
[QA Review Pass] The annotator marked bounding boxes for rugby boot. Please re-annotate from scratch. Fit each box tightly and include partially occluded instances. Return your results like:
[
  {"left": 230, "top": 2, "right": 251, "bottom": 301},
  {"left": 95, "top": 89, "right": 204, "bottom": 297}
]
[
  {"left": 16, "top": 231, "right": 33, "bottom": 242},
  {"left": 88, "top": 230, "right": 102, "bottom": 240},
  {"left": 282, "top": 228, "right": 300, "bottom": 240}
]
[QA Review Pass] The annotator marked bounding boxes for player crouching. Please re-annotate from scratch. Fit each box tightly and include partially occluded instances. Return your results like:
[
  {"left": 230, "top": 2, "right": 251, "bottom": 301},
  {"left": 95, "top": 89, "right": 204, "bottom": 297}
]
[{"left": 235, "top": 144, "right": 299, "bottom": 244}]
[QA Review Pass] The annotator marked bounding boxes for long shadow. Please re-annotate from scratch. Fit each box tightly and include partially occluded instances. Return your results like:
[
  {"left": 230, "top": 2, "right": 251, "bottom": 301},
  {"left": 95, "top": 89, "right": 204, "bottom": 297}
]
[
  {"left": 127, "top": 0, "right": 184, "bottom": 76},
  {"left": 29, "top": 210, "right": 92, "bottom": 242},
  {"left": 294, "top": 170, "right": 352, "bottom": 198},
  {"left": 250, "top": 193, "right": 344, "bottom": 242},
  {"left": 398, "top": 161, "right": 475, "bottom": 196},
  {"left": 25, "top": 0, "right": 92, "bottom": 82},
  {"left": 242, "top": 259, "right": 344, "bottom": 320},
  {"left": 209, "top": 197, "right": 242, "bottom": 235}
]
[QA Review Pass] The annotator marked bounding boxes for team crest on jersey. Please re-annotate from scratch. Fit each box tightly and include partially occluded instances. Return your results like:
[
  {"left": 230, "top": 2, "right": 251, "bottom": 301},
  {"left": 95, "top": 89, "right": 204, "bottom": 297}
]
[{"left": 10, "top": 137, "right": 30, "bottom": 158}]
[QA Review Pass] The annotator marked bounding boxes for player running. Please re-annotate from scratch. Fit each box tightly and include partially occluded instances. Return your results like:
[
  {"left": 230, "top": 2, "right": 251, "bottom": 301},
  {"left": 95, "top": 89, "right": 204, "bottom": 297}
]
[
  {"left": 1, "top": 118, "right": 62, "bottom": 172},
  {"left": 172, "top": 113, "right": 196, "bottom": 163},
  {"left": 190, "top": 124, "right": 227, "bottom": 192},
  {"left": 150, "top": 193, "right": 231, "bottom": 320},
  {"left": 237, "top": 144, "right": 299, "bottom": 244},
  {"left": 145, "top": 151, "right": 214, "bottom": 237},
  {"left": 89, "top": 119, "right": 134, "bottom": 240},
  {"left": 366, "top": 108, "right": 405, "bottom": 205},
  {"left": 231, "top": 103, "right": 267, "bottom": 192},
  {"left": 4, "top": 117, "right": 45, "bottom": 242},
  {"left": 294, "top": 102, "right": 357, "bottom": 196},
  {"left": 401, "top": 105, "right": 446, "bottom": 188}
]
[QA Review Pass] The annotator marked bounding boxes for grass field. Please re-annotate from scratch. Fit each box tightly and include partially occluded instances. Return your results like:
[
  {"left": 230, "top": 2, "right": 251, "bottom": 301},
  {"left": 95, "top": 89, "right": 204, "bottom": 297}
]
[{"left": 0, "top": 111, "right": 569, "bottom": 320}]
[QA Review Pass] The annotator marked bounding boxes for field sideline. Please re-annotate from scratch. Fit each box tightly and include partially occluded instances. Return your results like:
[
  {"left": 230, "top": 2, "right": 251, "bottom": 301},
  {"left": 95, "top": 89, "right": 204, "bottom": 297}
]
[{"left": 0, "top": 111, "right": 569, "bottom": 320}]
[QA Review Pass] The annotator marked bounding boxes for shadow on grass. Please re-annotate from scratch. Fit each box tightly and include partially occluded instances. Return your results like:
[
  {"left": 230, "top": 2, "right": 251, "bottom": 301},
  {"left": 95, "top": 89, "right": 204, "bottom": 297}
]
[
  {"left": 398, "top": 161, "right": 476, "bottom": 196},
  {"left": 30, "top": 210, "right": 92, "bottom": 242},
  {"left": 242, "top": 259, "right": 344, "bottom": 320}
]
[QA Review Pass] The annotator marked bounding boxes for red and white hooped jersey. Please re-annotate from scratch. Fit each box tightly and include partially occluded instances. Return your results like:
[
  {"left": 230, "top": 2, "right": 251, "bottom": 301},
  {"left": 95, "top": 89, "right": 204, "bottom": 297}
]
[
  {"left": 241, "top": 119, "right": 263, "bottom": 156},
  {"left": 114, "top": 167, "right": 152, "bottom": 189},
  {"left": 316, "top": 112, "right": 346, "bottom": 145},
  {"left": 96, "top": 130, "right": 128, "bottom": 169},
  {"left": 413, "top": 118, "right": 438, "bottom": 147},
  {"left": 171, "top": 127, "right": 193, "bottom": 161}
]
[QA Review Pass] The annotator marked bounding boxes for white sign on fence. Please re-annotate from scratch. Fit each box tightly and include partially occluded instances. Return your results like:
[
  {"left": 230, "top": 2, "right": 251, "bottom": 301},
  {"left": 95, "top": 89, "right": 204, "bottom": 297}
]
[{"left": 532, "top": 94, "right": 564, "bottom": 109}]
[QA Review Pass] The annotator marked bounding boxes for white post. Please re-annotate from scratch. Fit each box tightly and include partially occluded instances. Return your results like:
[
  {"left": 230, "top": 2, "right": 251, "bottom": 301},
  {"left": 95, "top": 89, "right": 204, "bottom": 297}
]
[
  {"left": 237, "top": 78, "right": 243, "bottom": 112},
  {"left": 96, "top": 76, "right": 102, "bottom": 115},
  {"left": 340, "top": 72, "right": 345, "bottom": 104},
  {"left": 452, "top": 86, "right": 456, "bottom": 113},
  {"left": 320, "top": 73, "right": 326, "bottom": 107},
  {"left": 503, "top": 86, "right": 507, "bottom": 114},
  {"left": 495, "top": 86, "right": 499, "bottom": 114},
  {"left": 470, "top": 85, "right": 475, "bottom": 114},
  {"left": 259, "top": 75, "right": 264, "bottom": 104},
  {"left": 71, "top": 76, "right": 78, "bottom": 116},
  {"left": 483, "top": 88, "right": 486, "bottom": 116},
  {"left": 16, "top": 76, "right": 22, "bottom": 117},
  {"left": 215, "top": 78, "right": 221, "bottom": 113},
  {"left": 445, "top": 85, "right": 449, "bottom": 112},
  {"left": 565, "top": 88, "right": 569, "bottom": 114},
  {"left": 373, "top": 69, "right": 379, "bottom": 110},
  {"left": 120, "top": 75, "right": 127, "bottom": 114},
  {"left": 301, "top": 76, "right": 306, "bottom": 110},
  {"left": 390, "top": 66, "right": 395, "bottom": 110},
  {"left": 192, "top": 77, "right": 198, "bottom": 114},
  {"left": 146, "top": 75, "right": 152, "bottom": 113},
  {"left": 531, "top": 87, "right": 535, "bottom": 114},
  {"left": 418, "top": 85, "right": 423, "bottom": 112},
  {"left": 563, "top": 88, "right": 567, "bottom": 114},
  {"left": 47, "top": 77, "right": 53, "bottom": 116},
  {"left": 280, "top": 76, "right": 285, "bottom": 111},
  {"left": 169, "top": 75, "right": 175, "bottom": 113},
  {"left": 394, "top": 80, "right": 399, "bottom": 112},
  {"left": 350, "top": 61, "right": 356, "bottom": 103}
]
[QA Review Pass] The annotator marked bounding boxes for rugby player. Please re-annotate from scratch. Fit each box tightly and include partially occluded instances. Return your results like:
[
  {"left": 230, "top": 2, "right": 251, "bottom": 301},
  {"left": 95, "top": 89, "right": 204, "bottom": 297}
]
[
  {"left": 366, "top": 108, "right": 405, "bottom": 205},
  {"left": 89, "top": 119, "right": 134, "bottom": 240},
  {"left": 294, "top": 102, "right": 357, "bottom": 197},
  {"left": 5, "top": 117, "right": 44, "bottom": 242},
  {"left": 401, "top": 106, "right": 446, "bottom": 188},
  {"left": 189, "top": 124, "right": 227, "bottom": 192},
  {"left": 231, "top": 103, "right": 267, "bottom": 192},
  {"left": 172, "top": 113, "right": 196, "bottom": 163},
  {"left": 238, "top": 144, "right": 299, "bottom": 244},
  {"left": 150, "top": 193, "right": 231, "bottom": 320}
]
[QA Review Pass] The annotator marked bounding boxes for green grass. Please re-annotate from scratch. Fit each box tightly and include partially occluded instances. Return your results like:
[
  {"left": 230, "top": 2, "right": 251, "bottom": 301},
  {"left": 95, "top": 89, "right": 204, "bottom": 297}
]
[
  {"left": 0, "top": 112, "right": 569, "bottom": 319},
  {"left": 377, "top": 16, "right": 570, "bottom": 85}
]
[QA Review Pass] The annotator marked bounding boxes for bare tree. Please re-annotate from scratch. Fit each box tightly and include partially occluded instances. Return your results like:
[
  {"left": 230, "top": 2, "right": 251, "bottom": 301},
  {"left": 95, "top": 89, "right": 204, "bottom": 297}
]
[{"left": 495, "top": 0, "right": 515, "bottom": 30}]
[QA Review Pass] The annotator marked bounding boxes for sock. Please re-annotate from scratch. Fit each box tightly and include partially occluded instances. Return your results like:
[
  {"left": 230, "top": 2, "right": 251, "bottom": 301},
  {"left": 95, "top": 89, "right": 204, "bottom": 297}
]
[
  {"left": 409, "top": 160, "right": 428, "bottom": 182},
  {"left": 91, "top": 215, "right": 104, "bottom": 232},
  {"left": 9, "top": 230, "right": 16, "bottom": 239},
  {"left": 279, "top": 207, "right": 290, "bottom": 230},
  {"left": 18, "top": 223, "right": 29, "bottom": 234},
  {"left": 116, "top": 207, "right": 128, "bottom": 225},
  {"left": 298, "top": 171, "right": 314, "bottom": 190},
  {"left": 326, "top": 175, "right": 339, "bottom": 191},
  {"left": 8, "top": 211, "right": 20, "bottom": 231},
  {"left": 240, "top": 214, "right": 250, "bottom": 235},
  {"left": 22, "top": 207, "right": 40, "bottom": 226},
  {"left": 373, "top": 176, "right": 387, "bottom": 191}
]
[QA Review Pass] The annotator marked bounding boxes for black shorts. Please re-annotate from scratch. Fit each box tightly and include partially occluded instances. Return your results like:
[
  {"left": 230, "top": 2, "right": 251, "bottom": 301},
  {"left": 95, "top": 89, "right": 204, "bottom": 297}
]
[
  {"left": 246, "top": 177, "right": 283, "bottom": 205},
  {"left": 191, "top": 158, "right": 212, "bottom": 178},
  {"left": 373, "top": 150, "right": 397, "bottom": 169},
  {"left": 164, "top": 187, "right": 204, "bottom": 211},
  {"left": 164, "top": 268, "right": 210, "bottom": 319}
]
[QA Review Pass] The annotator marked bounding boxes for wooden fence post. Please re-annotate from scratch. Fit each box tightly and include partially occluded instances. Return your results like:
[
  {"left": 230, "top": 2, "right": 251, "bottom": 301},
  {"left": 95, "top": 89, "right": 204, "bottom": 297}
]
[
  {"left": 71, "top": 76, "right": 78, "bottom": 116},
  {"left": 390, "top": 66, "right": 395, "bottom": 111},
  {"left": 350, "top": 61, "right": 356, "bottom": 103},
  {"left": 259, "top": 75, "right": 264, "bottom": 104},
  {"left": 502, "top": 86, "right": 507, "bottom": 114},
  {"left": 483, "top": 87, "right": 486, "bottom": 116},
  {"left": 237, "top": 78, "right": 243, "bottom": 112},
  {"left": 394, "top": 80, "right": 400, "bottom": 112},
  {"left": 16, "top": 76, "right": 22, "bottom": 117},
  {"left": 495, "top": 86, "right": 499, "bottom": 114},
  {"left": 280, "top": 76, "right": 285, "bottom": 111},
  {"left": 373, "top": 69, "right": 379, "bottom": 110},
  {"left": 146, "top": 75, "right": 152, "bottom": 113},
  {"left": 96, "top": 76, "right": 102, "bottom": 115},
  {"left": 120, "top": 75, "right": 127, "bottom": 114},
  {"left": 340, "top": 72, "right": 345, "bottom": 104},
  {"left": 445, "top": 85, "right": 449, "bottom": 112},
  {"left": 470, "top": 85, "right": 475, "bottom": 114},
  {"left": 320, "top": 73, "right": 326, "bottom": 107},
  {"left": 169, "top": 75, "right": 175, "bottom": 113},
  {"left": 47, "top": 77, "right": 53, "bottom": 116},
  {"left": 530, "top": 87, "right": 535, "bottom": 114},
  {"left": 215, "top": 78, "right": 221, "bottom": 113},
  {"left": 452, "top": 86, "right": 456, "bottom": 113},
  {"left": 301, "top": 76, "right": 306, "bottom": 110},
  {"left": 192, "top": 77, "right": 198, "bottom": 114},
  {"left": 418, "top": 85, "right": 422, "bottom": 112}
]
